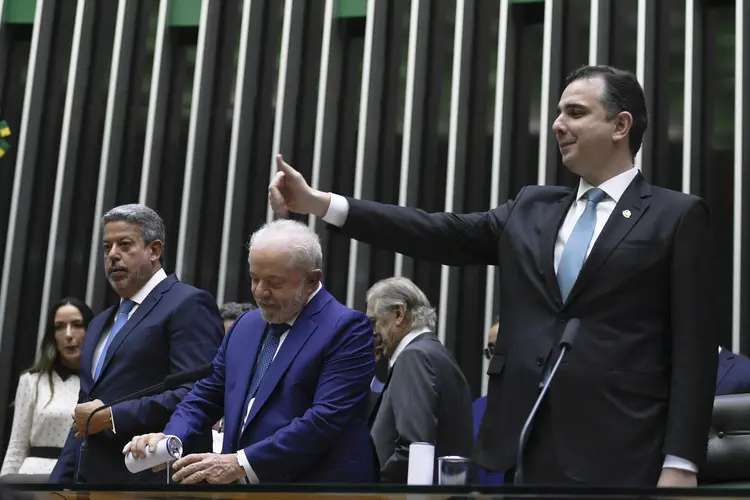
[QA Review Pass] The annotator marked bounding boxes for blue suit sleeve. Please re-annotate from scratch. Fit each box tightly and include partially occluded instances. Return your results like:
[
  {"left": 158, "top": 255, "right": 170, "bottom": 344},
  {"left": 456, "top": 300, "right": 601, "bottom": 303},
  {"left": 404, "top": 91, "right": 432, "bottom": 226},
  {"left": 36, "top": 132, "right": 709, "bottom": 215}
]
[
  {"left": 109, "top": 290, "right": 223, "bottom": 439},
  {"left": 49, "top": 429, "right": 77, "bottom": 483},
  {"left": 241, "top": 312, "right": 375, "bottom": 481},
  {"left": 163, "top": 321, "right": 232, "bottom": 446},
  {"left": 50, "top": 386, "right": 87, "bottom": 483}
]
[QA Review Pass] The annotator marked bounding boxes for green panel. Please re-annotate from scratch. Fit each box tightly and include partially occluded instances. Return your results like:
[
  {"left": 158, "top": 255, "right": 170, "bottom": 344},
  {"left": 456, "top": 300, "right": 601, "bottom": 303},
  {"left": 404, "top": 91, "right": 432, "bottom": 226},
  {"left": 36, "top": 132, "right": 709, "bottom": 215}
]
[
  {"left": 510, "top": 0, "right": 544, "bottom": 3},
  {"left": 5, "top": 0, "right": 36, "bottom": 24},
  {"left": 169, "top": 0, "right": 201, "bottom": 27},
  {"left": 335, "top": 0, "right": 367, "bottom": 19}
]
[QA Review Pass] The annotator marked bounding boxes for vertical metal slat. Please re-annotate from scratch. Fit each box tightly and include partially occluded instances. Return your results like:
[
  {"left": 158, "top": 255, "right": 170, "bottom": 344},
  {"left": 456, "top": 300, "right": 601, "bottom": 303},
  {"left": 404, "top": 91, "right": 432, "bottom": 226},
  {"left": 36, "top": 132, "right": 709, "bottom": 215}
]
[{"left": 37, "top": 0, "right": 96, "bottom": 355}]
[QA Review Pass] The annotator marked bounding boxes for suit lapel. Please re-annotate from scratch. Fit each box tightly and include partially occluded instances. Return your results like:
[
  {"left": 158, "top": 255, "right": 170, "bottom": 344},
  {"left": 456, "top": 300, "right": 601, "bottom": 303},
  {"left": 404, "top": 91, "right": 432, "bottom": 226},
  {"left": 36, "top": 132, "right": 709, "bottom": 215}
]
[
  {"left": 240, "top": 288, "right": 332, "bottom": 435},
  {"left": 540, "top": 192, "right": 576, "bottom": 308},
  {"left": 93, "top": 275, "right": 177, "bottom": 387},
  {"left": 566, "top": 174, "right": 651, "bottom": 304},
  {"left": 80, "top": 307, "right": 116, "bottom": 389},
  {"left": 368, "top": 366, "right": 394, "bottom": 428},
  {"left": 231, "top": 313, "right": 268, "bottom": 444}
]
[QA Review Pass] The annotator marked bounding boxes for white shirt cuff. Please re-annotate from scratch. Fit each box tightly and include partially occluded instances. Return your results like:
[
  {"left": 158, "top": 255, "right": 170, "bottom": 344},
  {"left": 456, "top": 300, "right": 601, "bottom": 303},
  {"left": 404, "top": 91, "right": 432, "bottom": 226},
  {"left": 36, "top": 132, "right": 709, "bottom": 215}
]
[
  {"left": 321, "top": 193, "right": 349, "bottom": 227},
  {"left": 237, "top": 450, "right": 259, "bottom": 484},
  {"left": 663, "top": 455, "right": 698, "bottom": 473}
]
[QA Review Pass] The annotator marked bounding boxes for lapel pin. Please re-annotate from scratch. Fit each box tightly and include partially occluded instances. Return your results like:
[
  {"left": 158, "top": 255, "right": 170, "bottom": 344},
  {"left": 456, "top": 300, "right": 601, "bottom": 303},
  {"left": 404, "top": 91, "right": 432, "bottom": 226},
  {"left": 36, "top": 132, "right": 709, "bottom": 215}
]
[{"left": 622, "top": 209, "right": 632, "bottom": 219}]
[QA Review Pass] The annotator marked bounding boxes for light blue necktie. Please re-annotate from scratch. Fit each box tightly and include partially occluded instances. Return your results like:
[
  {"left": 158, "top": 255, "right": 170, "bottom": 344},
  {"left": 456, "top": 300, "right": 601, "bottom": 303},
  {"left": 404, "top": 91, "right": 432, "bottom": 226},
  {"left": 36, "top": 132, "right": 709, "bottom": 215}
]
[
  {"left": 557, "top": 188, "right": 606, "bottom": 302},
  {"left": 94, "top": 299, "right": 135, "bottom": 381}
]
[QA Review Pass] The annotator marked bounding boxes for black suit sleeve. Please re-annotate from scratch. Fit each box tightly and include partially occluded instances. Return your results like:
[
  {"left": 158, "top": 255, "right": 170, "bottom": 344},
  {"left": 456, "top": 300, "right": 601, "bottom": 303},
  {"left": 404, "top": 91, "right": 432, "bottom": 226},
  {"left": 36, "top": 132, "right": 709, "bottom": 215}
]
[
  {"left": 665, "top": 199, "right": 718, "bottom": 466},
  {"left": 331, "top": 190, "right": 525, "bottom": 266},
  {"left": 381, "top": 348, "right": 438, "bottom": 482}
]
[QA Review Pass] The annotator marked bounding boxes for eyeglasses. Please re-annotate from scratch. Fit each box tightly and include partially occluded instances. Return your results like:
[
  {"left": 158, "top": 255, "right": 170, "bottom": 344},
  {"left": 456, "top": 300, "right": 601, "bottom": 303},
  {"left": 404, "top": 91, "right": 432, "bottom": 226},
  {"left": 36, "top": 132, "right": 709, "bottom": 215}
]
[{"left": 483, "top": 342, "right": 495, "bottom": 360}]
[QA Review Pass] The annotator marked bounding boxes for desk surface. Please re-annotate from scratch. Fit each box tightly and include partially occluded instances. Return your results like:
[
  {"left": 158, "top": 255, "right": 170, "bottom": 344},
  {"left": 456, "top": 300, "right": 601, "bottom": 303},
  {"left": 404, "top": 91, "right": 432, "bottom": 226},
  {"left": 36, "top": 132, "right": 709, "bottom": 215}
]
[{"left": 9, "top": 484, "right": 750, "bottom": 500}]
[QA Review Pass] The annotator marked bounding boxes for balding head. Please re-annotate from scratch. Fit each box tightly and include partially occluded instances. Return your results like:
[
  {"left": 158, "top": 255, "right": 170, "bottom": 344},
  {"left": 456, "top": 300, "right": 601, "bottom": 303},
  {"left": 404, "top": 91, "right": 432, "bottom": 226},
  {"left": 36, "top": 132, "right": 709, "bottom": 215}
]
[{"left": 247, "top": 219, "right": 323, "bottom": 323}]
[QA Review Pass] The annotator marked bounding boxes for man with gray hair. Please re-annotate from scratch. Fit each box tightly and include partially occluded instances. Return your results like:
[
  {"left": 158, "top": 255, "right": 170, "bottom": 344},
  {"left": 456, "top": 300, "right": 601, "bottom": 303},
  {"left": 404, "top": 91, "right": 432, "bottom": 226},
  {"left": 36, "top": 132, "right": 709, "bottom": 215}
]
[
  {"left": 366, "top": 277, "right": 473, "bottom": 483},
  {"left": 125, "top": 219, "right": 378, "bottom": 484},
  {"left": 51, "top": 204, "right": 224, "bottom": 484},
  {"left": 219, "top": 302, "right": 257, "bottom": 333}
]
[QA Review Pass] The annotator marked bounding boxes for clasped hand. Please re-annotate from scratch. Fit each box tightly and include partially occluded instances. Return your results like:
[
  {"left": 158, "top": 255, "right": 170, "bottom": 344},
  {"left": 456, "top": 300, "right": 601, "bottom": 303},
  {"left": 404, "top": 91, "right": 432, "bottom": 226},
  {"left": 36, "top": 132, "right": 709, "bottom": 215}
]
[
  {"left": 71, "top": 399, "right": 111, "bottom": 438},
  {"left": 123, "top": 433, "right": 245, "bottom": 484}
]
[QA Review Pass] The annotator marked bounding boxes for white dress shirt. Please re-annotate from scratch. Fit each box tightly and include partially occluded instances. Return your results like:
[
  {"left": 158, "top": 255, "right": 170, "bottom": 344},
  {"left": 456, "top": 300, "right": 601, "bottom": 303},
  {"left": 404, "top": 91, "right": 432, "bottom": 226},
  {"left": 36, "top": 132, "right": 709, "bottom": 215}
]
[
  {"left": 388, "top": 328, "right": 431, "bottom": 369},
  {"left": 321, "top": 168, "right": 697, "bottom": 475},
  {"left": 236, "top": 282, "right": 322, "bottom": 483},
  {"left": 92, "top": 268, "right": 167, "bottom": 434}
]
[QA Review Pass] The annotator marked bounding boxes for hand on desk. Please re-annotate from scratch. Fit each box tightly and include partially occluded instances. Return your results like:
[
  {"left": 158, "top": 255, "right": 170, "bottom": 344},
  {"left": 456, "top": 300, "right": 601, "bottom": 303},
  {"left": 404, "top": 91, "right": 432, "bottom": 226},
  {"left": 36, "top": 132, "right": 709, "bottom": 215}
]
[
  {"left": 171, "top": 453, "right": 246, "bottom": 484},
  {"left": 657, "top": 468, "right": 697, "bottom": 487}
]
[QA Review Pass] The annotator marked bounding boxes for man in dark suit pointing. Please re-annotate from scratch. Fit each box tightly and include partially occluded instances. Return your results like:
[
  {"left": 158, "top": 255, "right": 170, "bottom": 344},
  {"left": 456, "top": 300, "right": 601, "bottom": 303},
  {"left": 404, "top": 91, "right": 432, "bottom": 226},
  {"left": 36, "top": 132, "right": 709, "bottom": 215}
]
[{"left": 268, "top": 65, "right": 717, "bottom": 487}]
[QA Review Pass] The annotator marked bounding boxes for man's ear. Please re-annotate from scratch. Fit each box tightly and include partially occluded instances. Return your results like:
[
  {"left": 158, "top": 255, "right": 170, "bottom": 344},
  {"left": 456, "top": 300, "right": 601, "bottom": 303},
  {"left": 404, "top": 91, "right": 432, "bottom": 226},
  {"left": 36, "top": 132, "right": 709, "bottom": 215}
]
[
  {"left": 308, "top": 268, "right": 323, "bottom": 285},
  {"left": 395, "top": 306, "right": 406, "bottom": 327},
  {"left": 612, "top": 111, "right": 633, "bottom": 145},
  {"left": 149, "top": 240, "right": 163, "bottom": 262}
]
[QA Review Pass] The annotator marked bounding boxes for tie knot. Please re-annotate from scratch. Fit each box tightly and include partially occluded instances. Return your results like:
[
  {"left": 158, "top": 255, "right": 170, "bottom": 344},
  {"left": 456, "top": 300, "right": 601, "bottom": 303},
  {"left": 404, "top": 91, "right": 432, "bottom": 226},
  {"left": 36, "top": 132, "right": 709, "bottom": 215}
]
[
  {"left": 269, "top": 323, "right": 291, "bottom": 338},
  {"left": 119, "top": 299, "right": 135, "bottom": 315},
  {"left": 585, "top": 188, "right": 606, "bottom": 204}
]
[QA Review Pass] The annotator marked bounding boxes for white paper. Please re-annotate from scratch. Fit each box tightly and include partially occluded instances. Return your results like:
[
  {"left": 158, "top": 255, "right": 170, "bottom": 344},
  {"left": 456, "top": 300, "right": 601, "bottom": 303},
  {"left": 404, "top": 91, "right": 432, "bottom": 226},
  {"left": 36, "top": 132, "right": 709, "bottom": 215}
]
[
  {"left": 125, "top": 436, "right": 182, "bottom": 474},
  {"left": 407, "top": 442, "right": 435, "bottom": 485}
]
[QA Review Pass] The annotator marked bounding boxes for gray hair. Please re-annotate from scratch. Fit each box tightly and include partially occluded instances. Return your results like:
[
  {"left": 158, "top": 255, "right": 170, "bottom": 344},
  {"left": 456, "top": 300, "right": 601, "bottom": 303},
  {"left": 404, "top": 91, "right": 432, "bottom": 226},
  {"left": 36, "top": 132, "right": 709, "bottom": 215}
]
[
  {"left": 247, "top": 219, "right": 323, "bottom": 271},
  {"left": 366, "top": 277, "right": 436, "bottom": 331},
  {"left": 219, "top": 302, "right": 256, "bottom": 321},
  {"left": 102, "top": 204, "right": 166, "bottom": 248}
]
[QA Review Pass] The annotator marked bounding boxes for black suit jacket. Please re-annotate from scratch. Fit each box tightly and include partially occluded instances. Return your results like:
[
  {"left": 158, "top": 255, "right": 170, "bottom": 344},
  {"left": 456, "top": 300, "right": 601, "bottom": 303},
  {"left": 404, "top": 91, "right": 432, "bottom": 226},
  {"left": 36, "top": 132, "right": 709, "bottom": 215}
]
[
  {"left": 369, "top": 333, "right": 473, "bottom": 483},
  {"left": 50, "top": 274, "right": 224, "bottom": 484},
  {"left": 331, "top": 173, "right": 717, "bottom": 486}
]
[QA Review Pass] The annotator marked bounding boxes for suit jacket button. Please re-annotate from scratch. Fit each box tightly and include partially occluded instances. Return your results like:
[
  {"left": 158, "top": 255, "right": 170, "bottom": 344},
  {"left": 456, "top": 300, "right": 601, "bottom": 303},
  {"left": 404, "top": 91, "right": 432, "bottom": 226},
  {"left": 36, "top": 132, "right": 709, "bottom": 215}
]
[
  {"left": 536, "top": 357, "right": 544, "bottom": 366},
  {"left": 557, "top": 316, "right": 567, "bottom": 323}
]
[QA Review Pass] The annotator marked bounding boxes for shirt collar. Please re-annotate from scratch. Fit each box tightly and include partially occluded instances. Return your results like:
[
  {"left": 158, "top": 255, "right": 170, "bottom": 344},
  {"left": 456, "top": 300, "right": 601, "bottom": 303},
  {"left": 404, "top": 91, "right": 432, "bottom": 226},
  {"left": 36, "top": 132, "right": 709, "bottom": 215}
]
[
  {"left": 389, "top": 327, "right": 431, "bottom": 368},
  {"left": 286, "top": 282, "right": 323, "bottom": 327},
  {"left": 576, "top": 167, "right": 639, "bottom": 204},
  {"left": 122, "top": 268, "right": 168, "bottom": 307}
]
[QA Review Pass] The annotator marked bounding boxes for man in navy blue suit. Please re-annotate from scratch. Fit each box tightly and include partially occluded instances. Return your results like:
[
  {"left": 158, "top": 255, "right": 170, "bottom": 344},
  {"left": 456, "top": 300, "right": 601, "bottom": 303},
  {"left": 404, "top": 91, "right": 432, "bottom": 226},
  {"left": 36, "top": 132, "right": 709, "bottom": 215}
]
[
  {"left": 716, "top": 346, "right": 750, "bottom": 396},
  {"left": 125, "top": 219, "right": 377, "bottom": 484},
  {"left": 50, "top": 204, "right": 223, "bottom": 484}
]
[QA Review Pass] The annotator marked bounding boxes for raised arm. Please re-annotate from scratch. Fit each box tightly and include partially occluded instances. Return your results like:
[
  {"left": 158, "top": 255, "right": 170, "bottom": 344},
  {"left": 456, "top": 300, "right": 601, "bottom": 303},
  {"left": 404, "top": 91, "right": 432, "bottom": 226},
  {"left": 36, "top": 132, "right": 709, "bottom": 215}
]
[{"left": 269, "top": 155, "right": 518, "bottom": 267}]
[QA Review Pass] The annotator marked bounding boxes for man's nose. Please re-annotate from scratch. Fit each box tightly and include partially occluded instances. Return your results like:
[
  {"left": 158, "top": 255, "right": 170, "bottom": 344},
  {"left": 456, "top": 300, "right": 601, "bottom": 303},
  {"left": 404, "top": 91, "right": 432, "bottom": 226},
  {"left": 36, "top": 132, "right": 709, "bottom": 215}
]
[{"left": 552, "top": 117, "right": 565, "bottom": 135}]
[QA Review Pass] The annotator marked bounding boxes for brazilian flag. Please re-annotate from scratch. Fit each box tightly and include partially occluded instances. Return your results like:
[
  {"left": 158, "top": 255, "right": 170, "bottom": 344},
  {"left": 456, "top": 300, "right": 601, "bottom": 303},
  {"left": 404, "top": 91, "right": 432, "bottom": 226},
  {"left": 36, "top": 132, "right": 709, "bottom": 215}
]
[{"left": 0, "top": 121, "right": 11, "bottom": 157}]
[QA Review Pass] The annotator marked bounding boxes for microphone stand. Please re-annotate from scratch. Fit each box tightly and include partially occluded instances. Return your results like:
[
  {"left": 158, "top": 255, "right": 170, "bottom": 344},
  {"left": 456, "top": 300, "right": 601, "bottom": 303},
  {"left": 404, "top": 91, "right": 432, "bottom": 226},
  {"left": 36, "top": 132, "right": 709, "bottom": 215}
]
[
  {"left": 514, "top": 343, "right": 571, "bottom": 485},
  {"left": 75, "top": 380, "right": 166, "bottom": 484}
]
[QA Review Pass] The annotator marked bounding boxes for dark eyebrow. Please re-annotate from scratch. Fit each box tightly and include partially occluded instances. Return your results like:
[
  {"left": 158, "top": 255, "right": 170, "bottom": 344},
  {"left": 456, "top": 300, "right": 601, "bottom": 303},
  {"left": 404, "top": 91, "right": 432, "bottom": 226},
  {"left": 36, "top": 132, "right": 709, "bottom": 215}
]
[{"left": 557, "top": 103, "right": 588, "bottom": 114}]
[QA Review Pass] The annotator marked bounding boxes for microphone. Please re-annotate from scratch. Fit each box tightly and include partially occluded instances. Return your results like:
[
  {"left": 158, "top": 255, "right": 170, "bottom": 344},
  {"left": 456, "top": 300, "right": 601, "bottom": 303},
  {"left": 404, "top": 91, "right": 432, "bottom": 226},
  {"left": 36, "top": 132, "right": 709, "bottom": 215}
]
[
  {"left": 75, "top": 363, "right": 213, "bottom": 483},
  {"left": 514, "top": 319, "right": 579, "bottom": 485}
]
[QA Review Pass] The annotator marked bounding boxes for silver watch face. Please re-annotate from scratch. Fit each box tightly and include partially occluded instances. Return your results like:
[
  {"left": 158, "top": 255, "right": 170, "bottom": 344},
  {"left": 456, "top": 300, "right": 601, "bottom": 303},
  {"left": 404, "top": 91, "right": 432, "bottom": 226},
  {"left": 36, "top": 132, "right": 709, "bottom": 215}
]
[{"left": 167, "top": 436, "right": 183, "bottom": 458}]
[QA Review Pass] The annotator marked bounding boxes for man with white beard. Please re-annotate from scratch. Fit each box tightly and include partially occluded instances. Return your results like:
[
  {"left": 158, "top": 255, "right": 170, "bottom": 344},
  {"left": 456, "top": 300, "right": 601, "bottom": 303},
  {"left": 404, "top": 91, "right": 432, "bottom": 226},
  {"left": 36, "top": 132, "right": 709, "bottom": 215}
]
[{"left": 124, "top": 219, "right": 378, "bottom": 484}]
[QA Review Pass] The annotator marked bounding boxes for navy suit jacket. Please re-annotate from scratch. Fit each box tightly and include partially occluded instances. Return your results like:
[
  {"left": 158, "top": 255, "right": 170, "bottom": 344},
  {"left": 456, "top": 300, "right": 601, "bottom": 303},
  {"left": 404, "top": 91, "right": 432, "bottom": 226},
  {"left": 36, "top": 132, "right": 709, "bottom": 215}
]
[
  {"left": 164, "top": 286, "right": 378, "bottom": 483},
  {"left": 50, "top": 274, "right": 223, "bottom": 484},
  {"left": 471, "top": 397, "right": 504, "bottom": 485},
  {"left": 716, "top": 348, "right": 750, "bottom": 396}
]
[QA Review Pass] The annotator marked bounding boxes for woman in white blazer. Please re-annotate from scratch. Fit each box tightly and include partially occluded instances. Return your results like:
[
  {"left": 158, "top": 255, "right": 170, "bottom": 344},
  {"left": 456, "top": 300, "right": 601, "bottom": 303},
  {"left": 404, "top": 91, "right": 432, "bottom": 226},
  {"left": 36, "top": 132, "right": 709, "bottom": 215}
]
[{"left": 1, "top": 297, "right": 93, "bottom": 476}]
